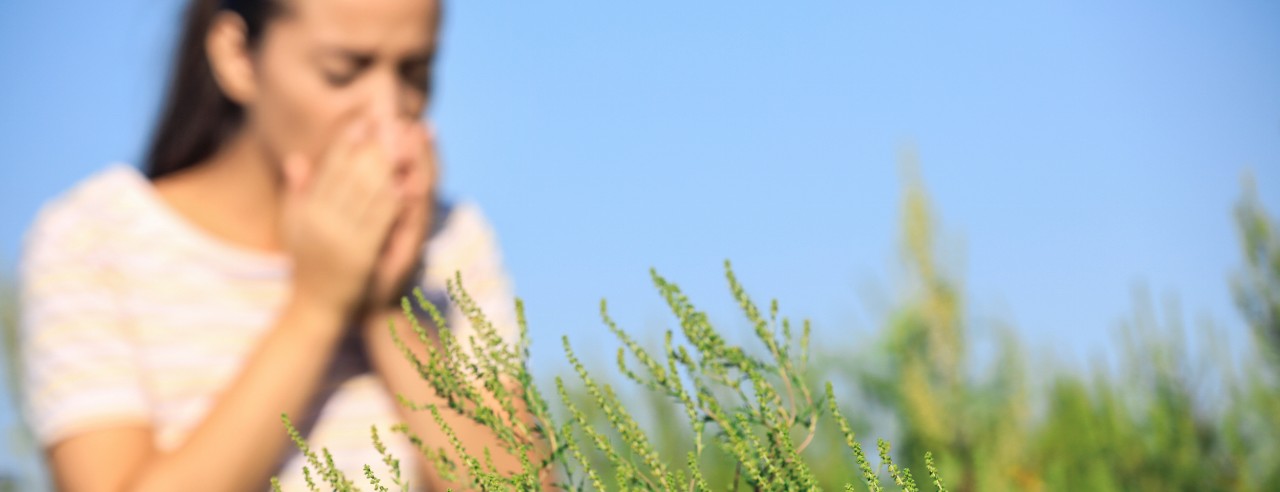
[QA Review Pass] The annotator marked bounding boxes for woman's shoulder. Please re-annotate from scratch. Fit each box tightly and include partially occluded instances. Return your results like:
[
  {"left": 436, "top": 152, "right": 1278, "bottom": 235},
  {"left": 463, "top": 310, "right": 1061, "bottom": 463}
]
[
  {"left": 22, "top": 164, "right": 150, "bottom": 259},
  {"left": 423, "top": 199, "right": 508, "bottom": 281},
  {"left": 432, "top": 200, "right": 495, "bottom": 241}
]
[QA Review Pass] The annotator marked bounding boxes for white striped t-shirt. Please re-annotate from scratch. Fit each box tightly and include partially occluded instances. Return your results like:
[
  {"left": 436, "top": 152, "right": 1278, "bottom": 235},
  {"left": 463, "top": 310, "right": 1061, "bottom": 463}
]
[{"left": 18, "top": 163, "right": 519, "bottom": 490}]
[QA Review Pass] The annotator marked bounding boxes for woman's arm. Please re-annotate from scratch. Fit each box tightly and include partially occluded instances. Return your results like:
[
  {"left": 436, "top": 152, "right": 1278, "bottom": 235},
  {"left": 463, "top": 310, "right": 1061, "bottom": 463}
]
[{"left": 49, "top": 295, "right": 347, "bottom": 492}]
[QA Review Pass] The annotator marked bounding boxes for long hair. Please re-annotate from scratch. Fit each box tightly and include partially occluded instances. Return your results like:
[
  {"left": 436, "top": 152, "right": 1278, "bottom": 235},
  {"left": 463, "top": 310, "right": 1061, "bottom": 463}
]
[{"left": 143, "top": 0, "right": 280, "bottom": 180}]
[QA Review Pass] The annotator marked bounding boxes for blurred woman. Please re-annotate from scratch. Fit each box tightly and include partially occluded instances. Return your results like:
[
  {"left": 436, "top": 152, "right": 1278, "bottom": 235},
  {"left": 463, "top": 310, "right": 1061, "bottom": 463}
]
[{"left": 18, "top": 0, "right": 527, "bottom": 490}]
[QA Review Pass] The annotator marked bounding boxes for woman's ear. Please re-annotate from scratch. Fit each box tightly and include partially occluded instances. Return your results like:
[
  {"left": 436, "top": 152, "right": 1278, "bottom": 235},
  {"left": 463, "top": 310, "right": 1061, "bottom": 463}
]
[{"left": 205, "top": 12, "right": 257, "bottom": 105}]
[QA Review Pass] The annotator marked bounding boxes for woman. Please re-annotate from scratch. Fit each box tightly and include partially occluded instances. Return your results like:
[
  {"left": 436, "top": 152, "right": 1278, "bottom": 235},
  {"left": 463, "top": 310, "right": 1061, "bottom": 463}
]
[{"left": 18, "top": 0, "right": 526, "bottom": 490}]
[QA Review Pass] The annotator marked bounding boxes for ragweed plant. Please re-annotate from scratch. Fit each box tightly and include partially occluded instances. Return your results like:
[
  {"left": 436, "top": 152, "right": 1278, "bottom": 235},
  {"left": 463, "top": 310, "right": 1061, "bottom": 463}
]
[{"left": 277, "top": 263, "right": 946, "bottom": 491}]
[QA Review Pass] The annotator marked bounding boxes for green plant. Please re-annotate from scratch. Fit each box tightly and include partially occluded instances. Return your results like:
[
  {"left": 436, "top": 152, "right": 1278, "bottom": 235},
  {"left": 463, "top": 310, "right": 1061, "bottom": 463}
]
[
  {"left": 1, "top": 272, "right": 36, "bottom": 492},
  {"left": 1233, "top": 176, "right": 1280, "bottom": 371},
  {"left": 1, "top": 274, "right": 18, "bottom": 399},
  {"left": 278, "top": 264, "right": 945, "bottom": 491}
]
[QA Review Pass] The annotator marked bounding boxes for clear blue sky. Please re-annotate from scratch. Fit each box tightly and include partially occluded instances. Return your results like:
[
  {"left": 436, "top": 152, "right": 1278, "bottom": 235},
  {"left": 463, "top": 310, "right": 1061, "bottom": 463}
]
[{"left": 2, "top": 0, "right": 1278, "bottom": 483}]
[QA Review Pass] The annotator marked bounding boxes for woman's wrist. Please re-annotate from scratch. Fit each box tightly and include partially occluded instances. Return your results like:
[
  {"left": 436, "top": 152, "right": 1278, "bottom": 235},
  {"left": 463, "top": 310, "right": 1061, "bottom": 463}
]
[
  {"left": 361, "top": 304, "right": 400, "bottom": 328},
  {"left": 282, "top": 292, "right": 350, "bottom": 343},
  {"left": 360, "top": 293, "right": 438, "bottom": 344}
]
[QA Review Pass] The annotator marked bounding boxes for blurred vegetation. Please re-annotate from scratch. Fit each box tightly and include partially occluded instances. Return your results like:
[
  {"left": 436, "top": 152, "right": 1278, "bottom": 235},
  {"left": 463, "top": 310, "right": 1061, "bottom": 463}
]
[
  {"left": 2, "top": 169, "right": 1278, "bottom": 491},
  {"left": 2, "top": 273, "right": 24, "bottom": 491},
  {"left": 1234, "top": 178, "right": 1280, "bottom": 368},
  {"left": 2, "top": 274, "right": 16, "bottom": 397},
  {"left": 545, "top": 169, "right": 1280, "bottom": 491}
]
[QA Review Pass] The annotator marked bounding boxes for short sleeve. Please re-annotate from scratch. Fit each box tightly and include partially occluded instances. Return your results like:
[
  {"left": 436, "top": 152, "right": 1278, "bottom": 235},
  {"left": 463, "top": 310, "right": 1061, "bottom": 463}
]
[
  {"left": 19, "top": 205, "right": 150, "bottom": 446},
  {"left": 420, "top": 201, "right": 521, "bottom": 356}
]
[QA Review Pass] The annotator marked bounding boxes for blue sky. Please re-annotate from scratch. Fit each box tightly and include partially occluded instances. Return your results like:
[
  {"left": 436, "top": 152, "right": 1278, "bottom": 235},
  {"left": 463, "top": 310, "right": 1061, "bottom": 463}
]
[{"left": 2, "top": 0, "right": 1279, "bottom": 482}]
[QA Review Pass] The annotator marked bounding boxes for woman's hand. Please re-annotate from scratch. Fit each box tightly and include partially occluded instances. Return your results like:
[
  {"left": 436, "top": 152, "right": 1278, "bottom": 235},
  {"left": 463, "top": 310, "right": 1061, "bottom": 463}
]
[
  {"left": 281, "top": 119, "right": 403, "bottom": 319},
  {"left": 365, "top": 121, "right": 439, "bottom": 312}
]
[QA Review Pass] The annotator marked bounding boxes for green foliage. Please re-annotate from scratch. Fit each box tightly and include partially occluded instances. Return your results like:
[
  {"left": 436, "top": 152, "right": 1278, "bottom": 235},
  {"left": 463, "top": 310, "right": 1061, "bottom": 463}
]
[
  {"left": 283, "top": 266, "right": 943, "bottom": 491},
  {"left": 845, "top": 168, "right": 1280, "bottom": 492},
  {"left": 1, "top": 274, "right": 18, "bottom": 397},
  {"left": 1, "top": 273, "right": 40, "bottom": 491},
  {"left": 1233, "top": 176, "right": 1280, "bottom": 370}
]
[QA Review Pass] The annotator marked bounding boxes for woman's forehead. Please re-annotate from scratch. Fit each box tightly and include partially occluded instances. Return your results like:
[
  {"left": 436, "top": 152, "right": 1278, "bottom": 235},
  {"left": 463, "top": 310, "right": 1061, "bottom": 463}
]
[{"left": 284, "top": 0, "right": 439, "bottom": 51}]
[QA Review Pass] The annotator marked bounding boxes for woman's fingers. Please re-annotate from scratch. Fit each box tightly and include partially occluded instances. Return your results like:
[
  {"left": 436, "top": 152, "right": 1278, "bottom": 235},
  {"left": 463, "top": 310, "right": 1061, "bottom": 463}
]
[
  {"left": 312, "top": 119, "right": 371, "bottom": 202},
  {"left": 310, "top": 119, "right": 398, "bottom": 223},
  {"left": 361, "top": 188, "right": 400, "bottom": 238},
  {"left": 396, "top": 121, "right": 436, "bottom": 201},
  {"left": 356, "top": 178, "right": 401, "bottom": 256},
  {"left": 346, "top": 123, "right": 403, "bottom": 219}
]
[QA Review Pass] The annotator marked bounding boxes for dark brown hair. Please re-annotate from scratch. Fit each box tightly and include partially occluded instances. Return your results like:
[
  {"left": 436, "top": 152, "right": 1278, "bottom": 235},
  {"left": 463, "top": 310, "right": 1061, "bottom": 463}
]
[{"left": 143, "top": 0, "right": 282, "bottom": 179}]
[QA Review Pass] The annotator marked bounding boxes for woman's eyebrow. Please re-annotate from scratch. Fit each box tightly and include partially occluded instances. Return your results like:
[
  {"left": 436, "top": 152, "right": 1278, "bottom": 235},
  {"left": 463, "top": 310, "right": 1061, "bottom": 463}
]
[
  {"left": 403, "top": 51, "right": 434, "bottom": 65},
  {"left": 313, "top": 46, "right": 435, "bottom": 66},
  {"left": 313, "top": 46, "right": 377, "bottom": 65}
]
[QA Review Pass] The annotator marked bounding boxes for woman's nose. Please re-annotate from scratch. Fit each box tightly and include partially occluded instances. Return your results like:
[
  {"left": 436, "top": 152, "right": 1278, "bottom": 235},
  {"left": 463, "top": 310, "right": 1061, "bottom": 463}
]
[
  {"left": 361, "top": 71, "right": 410, "bottom": 152},
  {"left": 368, "top": 73, "right": 400, "bottom": 124}
]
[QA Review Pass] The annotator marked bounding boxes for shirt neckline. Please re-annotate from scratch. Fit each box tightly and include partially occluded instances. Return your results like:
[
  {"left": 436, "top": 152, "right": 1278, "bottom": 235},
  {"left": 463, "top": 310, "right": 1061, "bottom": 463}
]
[{"left": 109, "top": 163, "right": 292, "bottom": 276}]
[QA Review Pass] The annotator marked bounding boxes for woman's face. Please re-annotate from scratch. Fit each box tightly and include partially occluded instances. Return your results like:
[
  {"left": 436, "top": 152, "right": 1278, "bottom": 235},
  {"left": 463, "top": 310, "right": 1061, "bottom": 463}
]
[{"left": 242, "top": 0, "right": 438, "bottom": 165}]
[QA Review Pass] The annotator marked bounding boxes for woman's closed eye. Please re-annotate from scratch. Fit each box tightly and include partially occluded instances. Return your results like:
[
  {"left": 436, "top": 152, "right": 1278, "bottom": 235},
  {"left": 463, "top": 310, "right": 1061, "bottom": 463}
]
[
  {"left": 319, "top": 54, "right": 374, "bottom": 87},
  {"left": 322, "top": 70, "right": 358, "bottom": 87}
]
